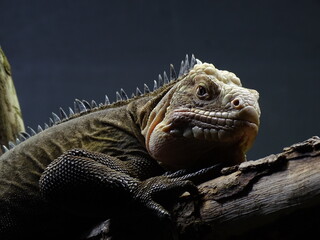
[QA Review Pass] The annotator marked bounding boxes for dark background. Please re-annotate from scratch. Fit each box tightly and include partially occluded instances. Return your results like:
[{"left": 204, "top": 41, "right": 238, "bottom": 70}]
[{"left": 0, "top": 0, "right": 319, "bottom": 160}]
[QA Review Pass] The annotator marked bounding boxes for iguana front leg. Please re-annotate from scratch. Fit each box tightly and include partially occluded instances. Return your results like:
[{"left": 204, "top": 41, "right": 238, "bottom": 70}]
[{"left": 39, "top": 149, "right": 198, "bottom": 219}]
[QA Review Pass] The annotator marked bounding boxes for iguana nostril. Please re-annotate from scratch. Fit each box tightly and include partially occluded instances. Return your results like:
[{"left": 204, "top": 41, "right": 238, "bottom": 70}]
[{"left": 231, "top": 98, "right": 242, "bottom": 109}]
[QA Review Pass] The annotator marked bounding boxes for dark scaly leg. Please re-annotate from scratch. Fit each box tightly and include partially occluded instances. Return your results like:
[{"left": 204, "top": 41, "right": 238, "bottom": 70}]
[{"left": 39, "top": 149, "right": 198, "bottom": 220}]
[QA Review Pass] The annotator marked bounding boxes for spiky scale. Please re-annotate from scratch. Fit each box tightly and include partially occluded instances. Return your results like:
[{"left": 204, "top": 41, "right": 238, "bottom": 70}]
[
  {"left": 144, "top": 84, "right": 150, "bottom": 94},
  {"left": 44, "top": 123, "right": 50, "bottom": 129},
  {"left": 116, "top": 91, "right": 122, "bottom": 101},
  {"left": 105, "top": 95, "right": 110, "bottom": 105},
  {"left": 75, "top": 99, "right": 87, "bottom": 113},
  {"left": 91, "top": 100, "right": 98, "bottom": 108},
  {"left": 49, "top": 118, "right": 54, "bottom": 127},
  {"left": 8, "top": 141, "right": 15, "bottom": 149},
  {"left": 190, "top": 54, "right": 196, "bottom": 68},
  {"left": 15, "top": 138, "right": 21, "bottom": 145},
  {"left": 163, "top": 71, "right": 169, "bottom": 84},
  {"left": 184, "top": 54, "right": 189, "bottom": 73},
  {"left": 19, "top": 133, "right": 27, "bottom": 141},
  {"left": 131, "top": 93, "right": 135, "bottom": 98},
  {"left": 28, "top": 127, "right": 37, "bottom": 136},
  {"left": 136, "top": 87, "right": 142, "bottom": 96},
  {"left": 74, "top": 101, "right": 80, "bottom": 114},
  {"left": 158, "top": 74, "right": 163, "bottom": 87},
  {"left": 178, "top": 60, "right": 185, "bottom": 77},
  {"left": 82, "top": 100, "right": 91, "bottom": 110},
  {"left": 68, "top": 107, "right": 75, "bottom": 117},
  {"left": 59, "top": 108, "right": 68, "bottom": 120},
  {"left": 37, "top": 125, "right": 43, "bottom": 133},
  {"left": 120, "top": 88, "right": 128, "bottom": 100},
  {"left": 153, "top": 80, "right": 158, "bottom": 91},
  {"left": 52, "top": 113, "right": 61, "bottom": 124},
  {"left": 21, "top": 131, "right": 31, "bottom": 139},
  {"left": 170, "top": 64, "right": 177, "bottom": 81},
  {"left": 2, "top": 145, "right": 9, "bottom": 153}
]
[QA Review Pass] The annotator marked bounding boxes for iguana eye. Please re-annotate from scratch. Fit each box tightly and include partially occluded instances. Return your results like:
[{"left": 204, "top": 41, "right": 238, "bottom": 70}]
[{"left": 196, "top": 85, "right": 209, "bottom": 99}]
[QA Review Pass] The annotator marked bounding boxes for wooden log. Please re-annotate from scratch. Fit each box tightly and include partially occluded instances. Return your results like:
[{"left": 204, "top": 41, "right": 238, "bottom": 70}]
[
  {"left": 174, "top": 136, "right": 320, "bottom": 239},
  {"left": 85, "top": 136, "right": 320, "bottom": 240},
  {"left": 0, "top": 47, "right": 25, "bottom": 154}
]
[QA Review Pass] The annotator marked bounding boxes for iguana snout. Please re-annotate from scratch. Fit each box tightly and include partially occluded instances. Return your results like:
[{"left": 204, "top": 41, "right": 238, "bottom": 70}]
[{"left": 144, "top": 62, "right": 260, "bottom": 170}]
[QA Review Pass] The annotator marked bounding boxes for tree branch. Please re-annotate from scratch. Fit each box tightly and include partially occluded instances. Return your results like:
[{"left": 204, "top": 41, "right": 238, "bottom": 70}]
[
  {"left": 0, "top": 47, "right": 25, "bottom": 154},
  {"left": 174, "top": 136, "right": 320, "bottom": 239},
  {"left": 85, "top": 136, "right": 320, "bottom": 240}
]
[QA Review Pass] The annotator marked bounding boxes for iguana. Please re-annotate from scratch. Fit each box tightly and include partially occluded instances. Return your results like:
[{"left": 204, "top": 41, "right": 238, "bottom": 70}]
[{"left": 0, "top": 55, "right": 260, "bottom": 239}]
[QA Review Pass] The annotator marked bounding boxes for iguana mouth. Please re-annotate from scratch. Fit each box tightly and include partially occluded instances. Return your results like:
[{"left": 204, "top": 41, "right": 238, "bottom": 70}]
[{"left": 163, "top": 106, "right": 259, "bottom": 141}]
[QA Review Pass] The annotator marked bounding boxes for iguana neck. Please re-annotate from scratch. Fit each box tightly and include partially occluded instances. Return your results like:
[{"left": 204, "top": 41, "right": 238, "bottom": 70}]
[{"left": 132, "top": 81, "right": 177, "bottom": 145}]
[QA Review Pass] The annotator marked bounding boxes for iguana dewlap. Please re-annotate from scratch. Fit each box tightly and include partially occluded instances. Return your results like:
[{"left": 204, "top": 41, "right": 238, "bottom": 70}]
[{"left": 0, "top": 55, "right": 260, "bottom": 239}]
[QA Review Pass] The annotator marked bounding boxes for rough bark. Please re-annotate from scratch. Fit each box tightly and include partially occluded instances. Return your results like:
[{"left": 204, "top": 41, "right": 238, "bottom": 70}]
[
  {"left": 85, "top": 136, "right": 320, "bottom": 240},
  {"left": 0, "top": 47, "right": 25, "bottom": 154}
]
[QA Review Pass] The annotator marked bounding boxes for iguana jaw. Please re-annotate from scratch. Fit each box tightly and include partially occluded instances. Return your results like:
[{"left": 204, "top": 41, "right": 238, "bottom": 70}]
[{"left": 145, "top": 106, "right": 259, "bottom": 170}]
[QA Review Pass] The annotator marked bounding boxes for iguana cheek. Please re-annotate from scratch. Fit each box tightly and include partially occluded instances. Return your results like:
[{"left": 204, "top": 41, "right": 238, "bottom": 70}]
[{"left": 144, "top": 108, "right": 169, "bottom": 154}]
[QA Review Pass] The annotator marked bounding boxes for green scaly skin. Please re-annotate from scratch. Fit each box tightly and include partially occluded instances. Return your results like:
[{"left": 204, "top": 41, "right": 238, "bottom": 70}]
[{"left": 0, "top": 57, "right": 260, "bottom": 239}]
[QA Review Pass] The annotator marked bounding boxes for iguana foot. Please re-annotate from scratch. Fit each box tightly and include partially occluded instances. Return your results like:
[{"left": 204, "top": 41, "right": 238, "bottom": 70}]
[{"left": 134, "top": 176, "right": 198, "bottom": 219}]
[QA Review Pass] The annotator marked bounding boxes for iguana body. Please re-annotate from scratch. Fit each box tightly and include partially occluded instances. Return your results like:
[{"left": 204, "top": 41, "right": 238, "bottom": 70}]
[{"left": 0, "top": 56, "right": 260, "bottom": 239}]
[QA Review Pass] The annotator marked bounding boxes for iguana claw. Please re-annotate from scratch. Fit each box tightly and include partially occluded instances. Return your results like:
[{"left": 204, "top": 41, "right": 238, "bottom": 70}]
[{"left": 134, "top": 176, "right": 198, "bottom": 219}]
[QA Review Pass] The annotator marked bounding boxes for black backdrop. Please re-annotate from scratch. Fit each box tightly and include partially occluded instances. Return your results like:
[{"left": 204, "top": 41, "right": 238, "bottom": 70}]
[{"left": 0, "top": 0, "right": 319, "bottom": 160}]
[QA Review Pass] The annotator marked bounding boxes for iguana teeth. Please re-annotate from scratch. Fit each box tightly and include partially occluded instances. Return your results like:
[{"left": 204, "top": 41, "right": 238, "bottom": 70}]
[
  {"left": 136, "top": 87, "right": 142, "bottom": 96},
  {"left": 169, "top": 64, "right": 176, "bottom": 81},
  {"left": 28, "top": 127, "right": 37, "bottom": 136},
  {"left": 105, "top": 95, "right": 110, "bottom": 105},
  {"left": 8, "top": 141, "right": 15, "bottom": 149},
  {"left": 163, "top": 71, "right": 169, "bottom": 84},
  {"left": 2, "top": 145, "right": 9, "bottom": 153},
  {"left": 180, "top": 126, "right": 221, "bottom": 141},
  {"left": 182, "top": 128, "right": 193, "bottom": 138},
  {"left": 203, "top": 129, "right": 211, "bottom": 140},
  {"left": 91, "top": 100, "right": 98, "bottom": 108},
  {"left": 144, "top": 84, "right": 150, "bottom": 94},
  {"left": 82, "top": 100, "right": 91, "bottom": 110},
  {"left": 218, "top": 129, "right": 228, "bottom": 140},
  {"left": 190, "top": 54, "right": 196, "bottom": 68},
  {"left": 192, "top": 126, "right": 204, "bottom": 139},
  {"left": 120, "top": 88, "right": 128, "bottom": 100},
  {"left": 178, "top": 60, "right": 185, "bottom": 77},
  {"left": 59, "top": 108, "right": 68, "bottom": 120},
  {"left": 153, "top": 80, "right": 158, "bottom": 91},
  {"left": 37, "top": 125, "right": 43, "bottom": 133},
  {"left": 52, "top": 113, "right": 61, "bottom": 124},
  {"left": 158, "top": 74, "right": 163, "bottom": 87},
  {"left": 210, "top": 129, "right": 218, "bottom": 141},
  {"left": 68, "top": 107, "right": 75, "bottom": 117},
  {"left": 169, "top": 129, "right": 181, "bottom": 137},
  {"left": 116, "top": 91, "right": 122, "bottom": 101}
]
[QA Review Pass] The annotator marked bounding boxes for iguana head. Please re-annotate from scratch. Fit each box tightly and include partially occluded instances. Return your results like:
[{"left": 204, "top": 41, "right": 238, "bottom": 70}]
[{"left": 142, "top": 59, "right": 260, "bottom": 170}]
